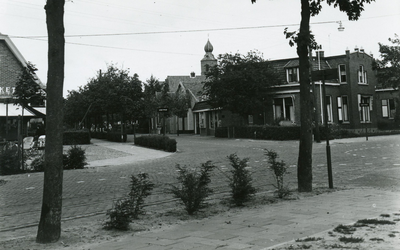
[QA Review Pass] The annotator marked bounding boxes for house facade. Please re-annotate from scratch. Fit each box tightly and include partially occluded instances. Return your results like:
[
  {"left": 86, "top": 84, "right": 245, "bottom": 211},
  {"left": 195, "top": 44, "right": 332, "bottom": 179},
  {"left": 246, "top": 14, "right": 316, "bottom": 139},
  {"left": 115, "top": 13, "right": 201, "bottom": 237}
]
[
  {"left": 0, "top": 33, "right": 46, "bottom": 141},
  {"left": 266, "top": 48, "right": 380, "bottom": 134}
]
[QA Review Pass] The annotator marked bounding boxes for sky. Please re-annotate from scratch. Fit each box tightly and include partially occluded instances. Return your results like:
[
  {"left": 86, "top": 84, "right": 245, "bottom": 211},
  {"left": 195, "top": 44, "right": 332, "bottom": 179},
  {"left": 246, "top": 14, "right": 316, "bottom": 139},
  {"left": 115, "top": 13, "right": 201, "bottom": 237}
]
[{"left": 1, "top": 0, "right": 399, "bottom": 97}]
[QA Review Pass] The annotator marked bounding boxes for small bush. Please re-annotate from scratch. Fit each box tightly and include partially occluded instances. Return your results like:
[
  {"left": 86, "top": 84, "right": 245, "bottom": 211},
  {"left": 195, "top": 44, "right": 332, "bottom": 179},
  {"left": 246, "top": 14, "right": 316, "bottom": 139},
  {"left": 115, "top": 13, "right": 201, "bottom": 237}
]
[
  {"left": 227, "top": 154, "right": 256, "bottom": 206},
  {"left": 295, "top": 237, "right": 323, "bottom": 242},
  {"left": 265, "top": 149, "right": 291, "bottom": 198},
  {"left": 30, "top": 154, "right": 45, "bottom": 172},
  {"left": 0, "top": 143, "right": 24, "bottom": 175},
  {"left": 104, "top": 173, "right": 154, "bottom": 230},
  {"left": 134, "top": 135, "right": 177, "bottom": 152},
  {"left": 339, "top": 236, "right": 364, "bottom": 244},
  {"left": 334, "top": 224, "right": 356, "bottom": 234},
  {"left": 63, "top": 130, "right": 91, "bottom": 145},
  {"left": 170, "top": 161, "right": 214, "bottom": 215},
  {"left": 127, "top": 173, "right": 155, "bottom": 219},
  {"left": 64, "top": 145, "right": 87, "bottom": 170},
  {"left": 104, "top": 198, "right": 132, "bottom": 231}
]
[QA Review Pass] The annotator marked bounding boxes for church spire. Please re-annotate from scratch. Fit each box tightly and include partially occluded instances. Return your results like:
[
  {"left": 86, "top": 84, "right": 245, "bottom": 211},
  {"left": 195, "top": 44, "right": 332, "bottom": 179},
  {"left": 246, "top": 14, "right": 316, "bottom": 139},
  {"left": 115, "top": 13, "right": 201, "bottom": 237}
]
[{"left": 201, "top": 39, "right": 217, "bottom": 75}]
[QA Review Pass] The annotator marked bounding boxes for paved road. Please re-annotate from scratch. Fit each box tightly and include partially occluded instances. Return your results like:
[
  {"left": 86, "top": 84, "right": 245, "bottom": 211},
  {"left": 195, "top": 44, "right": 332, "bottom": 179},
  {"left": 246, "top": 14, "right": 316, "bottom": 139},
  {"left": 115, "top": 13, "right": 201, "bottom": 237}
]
[{"left": 1, "top": 134, "right": 399, "bottom": 235}]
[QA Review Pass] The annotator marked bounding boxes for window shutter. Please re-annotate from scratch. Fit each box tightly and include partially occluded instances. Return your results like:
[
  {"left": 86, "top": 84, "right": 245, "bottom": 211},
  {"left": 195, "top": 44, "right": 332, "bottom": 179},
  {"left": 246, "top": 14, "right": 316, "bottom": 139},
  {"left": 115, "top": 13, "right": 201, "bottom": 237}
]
[{"left": 357, "top": 94, "right": 361, "bottom": 111}]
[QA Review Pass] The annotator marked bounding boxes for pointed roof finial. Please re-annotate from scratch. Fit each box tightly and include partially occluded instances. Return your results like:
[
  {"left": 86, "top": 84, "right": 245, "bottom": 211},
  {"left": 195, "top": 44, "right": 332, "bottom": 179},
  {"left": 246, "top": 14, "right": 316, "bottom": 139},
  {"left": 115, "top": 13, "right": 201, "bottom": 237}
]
[{"left": 204, "top": 39, "right": 213, "bottom": 53}]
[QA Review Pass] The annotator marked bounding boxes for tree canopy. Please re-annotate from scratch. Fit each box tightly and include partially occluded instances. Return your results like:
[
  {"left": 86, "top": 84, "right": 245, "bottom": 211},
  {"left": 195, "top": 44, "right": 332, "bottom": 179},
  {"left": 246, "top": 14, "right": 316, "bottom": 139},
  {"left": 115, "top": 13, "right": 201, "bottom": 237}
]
[
  {"left": 202, "top": 51, "right": 280, "bottom": 117},
  {"left": 14, "top": 62, "right": 45, "bottom": 107},
  {"left": 64, "top": 64, "right": 143, "bottom": 128},
  {"left": 375, "top": 34, "right": 400, "bottom": 89}
]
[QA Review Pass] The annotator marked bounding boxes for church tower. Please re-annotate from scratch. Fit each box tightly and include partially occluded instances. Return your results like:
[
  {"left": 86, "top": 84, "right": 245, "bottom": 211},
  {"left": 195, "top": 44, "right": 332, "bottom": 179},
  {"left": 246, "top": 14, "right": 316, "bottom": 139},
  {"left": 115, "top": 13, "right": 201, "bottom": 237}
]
[{"left": 201, "top": 39, "right": 217, "bottom": 76}]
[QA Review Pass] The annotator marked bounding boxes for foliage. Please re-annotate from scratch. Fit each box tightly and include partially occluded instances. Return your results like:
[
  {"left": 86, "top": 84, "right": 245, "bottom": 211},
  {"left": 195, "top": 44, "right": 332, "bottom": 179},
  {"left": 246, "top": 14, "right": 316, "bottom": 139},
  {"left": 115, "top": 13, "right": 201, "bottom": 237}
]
[
  {"left": 0, "top": 142, "right": 23, "bottom": 175},
  {"left": 64, "top": 64, "right": 144, "bottom": 128},
  {"left": 374, "top": 34, "right": 400, "bottom": 90},
  {"left": 216, "top": 126, "right": 301, "bottom": 140},
  {"left": 264, "top": 150, "right": 291, "bottom": 198},
  {"left": 106, "top": 131, "right": 128, "bottom": 142},
  {"left": 30, "top": 154, "right": 45, "bottom": 172},
  {"left": 127, "top": 173, "right": 155, "bottom": 219},
  {"left": 170, "top": 161, "right": 215, "bottom": 215},
  {"left": 338, "top": 236, "right": 364, "bottom": 244},
  {"left": 134, "top": 135, "right": 177, "bottom": 152},
  {"left": 104, "top": 173, "right": 154, "bottom": 230},
  {"left": 227, "top": 154, "right": 256, "bottom": 206},
  {"left": 63, "top": 145, "right": 87, "bottom": 170},
  {"left": 13, "top": 62, "right": 46, "bottom": 107},
  {"left": 334, "top": 224, "right": 356, "bottom": 235},
  {"left": 63, "top": 130, "right": 91, "bottom": 145},
  {"left": 203, "top": 51, "right": 280, "bottom": 117},
  {"left": 104, "top": 198, "right": 132, "bottom": 231}
]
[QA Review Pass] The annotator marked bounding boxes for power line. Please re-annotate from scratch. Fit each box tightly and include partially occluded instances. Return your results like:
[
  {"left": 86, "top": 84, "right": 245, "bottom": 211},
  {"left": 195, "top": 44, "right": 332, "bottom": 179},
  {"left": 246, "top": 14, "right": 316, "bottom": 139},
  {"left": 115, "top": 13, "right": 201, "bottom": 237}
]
[{"left": 10, "top": 20, "right": 339, "bottom": 39}]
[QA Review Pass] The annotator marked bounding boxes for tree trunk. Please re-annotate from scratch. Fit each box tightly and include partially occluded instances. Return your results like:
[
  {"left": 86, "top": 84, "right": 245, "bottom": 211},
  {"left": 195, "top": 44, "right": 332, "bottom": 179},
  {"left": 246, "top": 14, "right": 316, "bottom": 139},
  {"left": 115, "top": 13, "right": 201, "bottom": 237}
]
[
  {"left": 36, "top": 0, "right": 65, "bottom": 243},
  {"left": 297, "top": 0, "right": 313, "bottom": 192}
]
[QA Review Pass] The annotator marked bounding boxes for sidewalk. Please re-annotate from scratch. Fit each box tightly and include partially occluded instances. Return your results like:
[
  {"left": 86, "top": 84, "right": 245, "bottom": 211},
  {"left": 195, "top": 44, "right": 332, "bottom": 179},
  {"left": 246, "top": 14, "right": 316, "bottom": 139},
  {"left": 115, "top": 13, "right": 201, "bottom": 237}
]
[
  {"left": 86, "top": 138, "right": 173, "bottom": 167},
  {"left": 82, "top": 188, "right": 399, "bottom": 250}
]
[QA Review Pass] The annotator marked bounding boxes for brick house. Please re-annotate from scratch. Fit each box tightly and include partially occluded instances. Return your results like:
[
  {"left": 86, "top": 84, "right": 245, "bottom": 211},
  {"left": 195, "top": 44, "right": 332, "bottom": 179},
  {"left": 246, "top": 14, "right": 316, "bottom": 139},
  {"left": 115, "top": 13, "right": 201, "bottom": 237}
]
[
  {"left": 266, "top": 48, "right": 379, "bottom": 134},
  {"left": 0, "top": 33, "right": 46, "bottom": 141}
]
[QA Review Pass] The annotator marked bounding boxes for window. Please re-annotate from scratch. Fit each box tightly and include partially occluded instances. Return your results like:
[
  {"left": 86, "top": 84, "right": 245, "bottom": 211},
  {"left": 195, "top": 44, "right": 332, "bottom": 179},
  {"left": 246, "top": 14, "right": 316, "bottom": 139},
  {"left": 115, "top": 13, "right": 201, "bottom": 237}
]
[
  {"left": 358, "top": 95, "right": 371, "bottom": 122},
  {"left": 382, "top": 99, "right": 396, "bottom": 118},
  {"left": 326, "top": 96, "right": 333, "bottom": 122},
  {"left": 358, "top": 65, "right": 367, "bottom": 84},
  {"left": 339, "top": 64, "right": 346, "bottom": 83},
  {"left": 337, "top": 96, "right": 349, "bottom": 122},
  {"left": 286, "top": 68, "right": 299, "bottom": 82},
  {"left": 274, "top": 97, "right": 294, "bottom": 121}
]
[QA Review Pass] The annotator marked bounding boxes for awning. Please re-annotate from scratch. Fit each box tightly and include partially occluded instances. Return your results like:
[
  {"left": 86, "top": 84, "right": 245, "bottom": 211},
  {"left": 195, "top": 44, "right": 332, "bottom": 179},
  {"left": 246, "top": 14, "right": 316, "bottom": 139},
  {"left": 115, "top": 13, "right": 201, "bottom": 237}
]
[{"left": 0, "top": 103, "right": 45, "bottom": 117}]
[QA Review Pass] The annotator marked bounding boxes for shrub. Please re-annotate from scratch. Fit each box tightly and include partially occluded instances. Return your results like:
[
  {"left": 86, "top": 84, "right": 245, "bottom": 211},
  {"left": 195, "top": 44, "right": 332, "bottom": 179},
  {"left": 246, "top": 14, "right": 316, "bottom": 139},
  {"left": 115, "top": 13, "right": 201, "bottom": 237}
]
[
  {"left": 104, "top": 173, "right": 154, "bottom": 230},
  {"left": 215, "top": 126, "right": 301, "bottom": 140},
  {"left": 170, "top": 161, "right": 214, "bottom": 215},
  {"left": 265, "top": 149, "right": 291, "bottom": 198},
  {"left": 106, "top": 131, "right": 127, "bottom": 142},
  {"left": 104, "top": 198, "right": 132, "bottom": 231},
  {"left": 0, "top": 142, "right": 24, "bottom": 175},
  {"left": 227, "top": 154, "right": 256, "bottom": 206},
  {"left": 30, "top": 154, "right": 45, "bottom": 172},
  {"left": 134, "top": 135, "right": 177, "bottom": 152},
  {"left": 127, "top": 173, "right": 155, "bottom": 219},
  {"left": 63, "top": 130, "right": 91, "bottom": 145},
  {"left": 63, "top": 145, "right": 87, "bottom": 170}
]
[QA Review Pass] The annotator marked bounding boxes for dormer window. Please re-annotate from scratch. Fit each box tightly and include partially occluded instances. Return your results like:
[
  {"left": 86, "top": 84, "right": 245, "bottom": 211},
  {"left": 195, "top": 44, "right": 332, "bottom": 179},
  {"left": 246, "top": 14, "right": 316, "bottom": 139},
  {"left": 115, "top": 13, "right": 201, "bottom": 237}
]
[
  {"left": 358, "top": 65, "right": 367, "bottom": 84},
  {"left": 286, "top": 68, "right": 299, "bottom": 82}
]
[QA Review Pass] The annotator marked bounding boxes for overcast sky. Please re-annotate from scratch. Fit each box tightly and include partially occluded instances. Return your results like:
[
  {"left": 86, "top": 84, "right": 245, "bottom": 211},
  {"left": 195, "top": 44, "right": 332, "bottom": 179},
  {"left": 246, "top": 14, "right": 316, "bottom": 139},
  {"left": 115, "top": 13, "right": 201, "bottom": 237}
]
[{"left": 1, "top": 0, "right": 399, "bottom": 97}]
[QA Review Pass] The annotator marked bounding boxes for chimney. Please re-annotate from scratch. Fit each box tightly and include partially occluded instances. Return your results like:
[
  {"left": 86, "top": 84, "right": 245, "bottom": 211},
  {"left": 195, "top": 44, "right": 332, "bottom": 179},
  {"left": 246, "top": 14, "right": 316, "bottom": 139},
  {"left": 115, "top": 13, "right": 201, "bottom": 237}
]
[
  {"left": 190, "top": 72, "right": 195, "bottom": 78},
  {"left": 354, "top": 47, "right": 359, "bottom": 52},
  {"left": 360, "top": 48, "right": 365, "bottom": 53}
]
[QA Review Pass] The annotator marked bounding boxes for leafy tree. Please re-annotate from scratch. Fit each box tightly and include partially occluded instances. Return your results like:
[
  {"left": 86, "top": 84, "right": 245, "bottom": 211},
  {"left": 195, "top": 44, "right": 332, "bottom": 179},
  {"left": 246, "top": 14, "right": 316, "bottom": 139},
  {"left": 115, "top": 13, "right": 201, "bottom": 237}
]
[
  {"left": 63, "top": 65, "right": 143, "bottom": 130},
  {"left": 375, "top": 34, "right": 400, "bottom": 90},
  {"left": 251, "top": 0, "right": 375, "bottom": 192},
  {"left": 37, "top": 0, "right": 65, "bottom": 243},
  {"left": 203, "top": 51, "right": 280, "bottom": 117},
  {"left": 14, "top": 62, "right": 45, "bottom": 108}
]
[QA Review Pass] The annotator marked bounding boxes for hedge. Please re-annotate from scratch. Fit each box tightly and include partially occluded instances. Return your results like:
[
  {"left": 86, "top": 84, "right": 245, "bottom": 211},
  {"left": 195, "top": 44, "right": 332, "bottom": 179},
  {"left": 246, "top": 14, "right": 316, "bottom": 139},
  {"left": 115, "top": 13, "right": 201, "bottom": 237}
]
[
  {"left": 216, "top": 126, "right": 301, "bottom": 140},
  {"left": 134, "top": 135, "right": 177, "bottom": 152},
  {"left": 107, "top": 131, "right": 128, "bottom": 142},
  {"left": 63, "top": 130, "right": 91, "bottom": 145}
]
